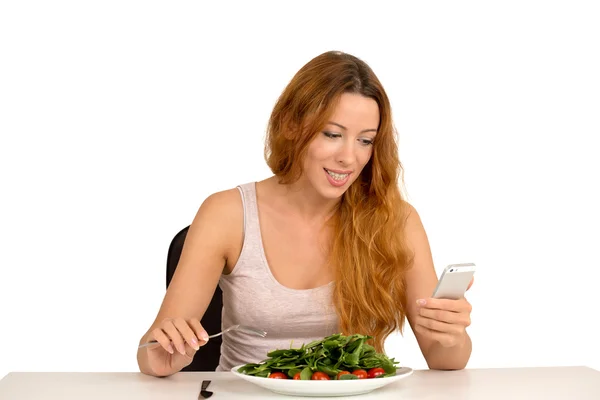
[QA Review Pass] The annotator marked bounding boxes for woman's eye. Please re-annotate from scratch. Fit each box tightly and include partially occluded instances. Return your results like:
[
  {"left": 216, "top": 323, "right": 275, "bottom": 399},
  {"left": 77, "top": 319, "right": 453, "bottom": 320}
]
[
  {"left": 359, "top": 138, "right": 374, "bottom": 146},
  {"left": 323, "top": 131, "right": 341, "bottom": 139}
]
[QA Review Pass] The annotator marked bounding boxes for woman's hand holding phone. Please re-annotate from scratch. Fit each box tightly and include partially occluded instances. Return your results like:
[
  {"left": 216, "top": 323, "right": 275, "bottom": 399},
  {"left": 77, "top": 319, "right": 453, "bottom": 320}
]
[{"left": 413, "top": 264, "right": 475, "bottom": 348}]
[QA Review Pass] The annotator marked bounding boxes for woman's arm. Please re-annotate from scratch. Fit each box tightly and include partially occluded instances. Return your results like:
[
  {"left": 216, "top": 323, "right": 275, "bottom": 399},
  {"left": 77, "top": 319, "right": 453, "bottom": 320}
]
[
  {"left": 402, "top": 204, "right": 473, "bottom": 370},
  {"left": 137, "top": 189, "right": 243, "bottom": 376}
]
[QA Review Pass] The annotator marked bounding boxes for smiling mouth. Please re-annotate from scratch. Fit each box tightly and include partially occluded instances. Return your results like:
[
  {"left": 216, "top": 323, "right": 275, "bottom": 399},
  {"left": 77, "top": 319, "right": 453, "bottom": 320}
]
[{"left": 324, "top": 168, "right": 350, "bottom": 181}]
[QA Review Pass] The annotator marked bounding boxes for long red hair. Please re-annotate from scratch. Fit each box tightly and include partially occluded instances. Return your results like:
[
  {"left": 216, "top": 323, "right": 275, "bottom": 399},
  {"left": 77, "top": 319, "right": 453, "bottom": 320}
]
[{"left": 264, "top": 51, "right": 414, "bottom": 353}]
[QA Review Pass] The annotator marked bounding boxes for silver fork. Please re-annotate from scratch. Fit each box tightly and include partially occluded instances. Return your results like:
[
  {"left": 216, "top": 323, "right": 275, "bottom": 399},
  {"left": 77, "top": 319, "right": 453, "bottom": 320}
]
[{"left": 138, "top": 324, "right": 267, "bottom": 349}]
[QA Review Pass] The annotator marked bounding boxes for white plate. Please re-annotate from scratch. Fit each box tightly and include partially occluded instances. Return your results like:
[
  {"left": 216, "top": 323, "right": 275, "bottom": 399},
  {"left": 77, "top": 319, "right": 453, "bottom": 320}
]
[{"left": 231, "top": 365, "right": 414, "bottom": 397}]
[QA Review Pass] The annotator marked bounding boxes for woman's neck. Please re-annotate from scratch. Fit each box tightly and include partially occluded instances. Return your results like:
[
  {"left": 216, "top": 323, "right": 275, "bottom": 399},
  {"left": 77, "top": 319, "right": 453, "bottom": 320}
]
[{"left": 260, "top": 176, "right": 340, "bottom": 226}]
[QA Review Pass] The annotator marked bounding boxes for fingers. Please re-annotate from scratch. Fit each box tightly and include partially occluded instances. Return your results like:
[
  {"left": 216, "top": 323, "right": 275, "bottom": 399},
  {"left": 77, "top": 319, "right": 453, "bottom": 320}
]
[
  {"left": 417, "top": 297, "right": 472, "bottom": 313},
  {"left": 162, "top": 321, "right": 187, "bottom": 355},
  {"left": 148, "top": 318, "right": 208, "bottom": 356},
  {"left": 413, "top": 295, "right": 472, "bottom": 348},
  {"left": 173, "top": 318, "right": 202, "bottom": 351},
  {"left": 149, "top": 327, "right": 175, "bottom": 355},
  {"left": 188, "top": 319, "right": 210, "bottom": 345},
  {"left": 467, "top": 276, "right": 474, "bottom": 291},
  {"left": 414, "top": 314, "right": 467, "bottom": 335},
  {"left": 418, "top": 307, "right": 471, "bottom": 327}
]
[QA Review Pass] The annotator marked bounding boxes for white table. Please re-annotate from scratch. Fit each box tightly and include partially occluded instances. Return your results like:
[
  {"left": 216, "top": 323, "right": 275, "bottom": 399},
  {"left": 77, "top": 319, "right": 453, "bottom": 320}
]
[{"left": 1, "top": 367, "right": 599, "bottom": 399}]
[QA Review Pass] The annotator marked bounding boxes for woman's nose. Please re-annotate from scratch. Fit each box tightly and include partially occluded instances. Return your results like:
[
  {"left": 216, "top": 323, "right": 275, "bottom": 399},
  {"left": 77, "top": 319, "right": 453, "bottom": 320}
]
[{"left": 335, "top": 141, "right": 355, "bottom": 166}]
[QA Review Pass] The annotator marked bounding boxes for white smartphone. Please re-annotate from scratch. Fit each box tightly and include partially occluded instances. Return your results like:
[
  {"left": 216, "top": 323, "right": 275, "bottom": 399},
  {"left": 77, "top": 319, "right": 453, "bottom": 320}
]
[{"left": 432, "top": 263, "right": 476, "bottom": 300}]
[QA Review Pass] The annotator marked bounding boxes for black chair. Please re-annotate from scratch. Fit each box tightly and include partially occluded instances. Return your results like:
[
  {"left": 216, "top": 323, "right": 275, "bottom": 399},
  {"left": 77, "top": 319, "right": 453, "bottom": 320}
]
[{"left": 166, "top": 225, "right": 223, "bottom": 371}]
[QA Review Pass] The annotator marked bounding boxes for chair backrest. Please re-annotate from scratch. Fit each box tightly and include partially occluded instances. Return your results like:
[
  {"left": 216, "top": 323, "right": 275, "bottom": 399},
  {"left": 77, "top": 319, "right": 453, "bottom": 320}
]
[{"left": 166, "top": 225, "right": 223, "bottom": 371}]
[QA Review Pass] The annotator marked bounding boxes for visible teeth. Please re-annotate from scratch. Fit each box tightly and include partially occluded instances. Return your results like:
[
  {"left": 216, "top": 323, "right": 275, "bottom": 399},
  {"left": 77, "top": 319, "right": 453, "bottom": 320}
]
[{"left": 326, "top": 169, "right": 349, "bottom": 181}]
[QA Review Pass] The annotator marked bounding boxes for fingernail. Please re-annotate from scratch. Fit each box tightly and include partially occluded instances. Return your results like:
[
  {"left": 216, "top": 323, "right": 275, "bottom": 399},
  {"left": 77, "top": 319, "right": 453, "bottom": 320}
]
[
  {"left": 167, "top": 345, "right": 175, "bottom": 354},
  {"left": 417, "top": 299, "right": 426, "bottom": 306},
  {"left": 177, "top": 344, "right": 186, "bottom": 355},
  {"left": 201, "top": 332, "right": 209, "bottom": 342},
  {"left": 191, "top": 338, "right": 199, "bottom": 350}
]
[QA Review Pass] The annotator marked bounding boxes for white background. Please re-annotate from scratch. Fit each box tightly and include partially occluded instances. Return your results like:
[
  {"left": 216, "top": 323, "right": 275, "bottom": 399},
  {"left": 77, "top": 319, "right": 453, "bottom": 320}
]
[{"left": 1, "top": 1, "right": 599, "bottom": 380}]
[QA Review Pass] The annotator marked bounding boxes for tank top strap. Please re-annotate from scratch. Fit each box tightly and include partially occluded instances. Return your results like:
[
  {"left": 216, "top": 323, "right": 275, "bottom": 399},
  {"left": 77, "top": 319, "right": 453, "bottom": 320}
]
[{"left": 235, "top": 182, "right": 262, "bottom": 257}]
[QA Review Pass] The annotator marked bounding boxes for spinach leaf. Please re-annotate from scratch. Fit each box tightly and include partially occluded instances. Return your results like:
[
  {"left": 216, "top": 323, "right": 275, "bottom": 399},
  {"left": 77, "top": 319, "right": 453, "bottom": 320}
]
[{"left": 300, "top": 366, "right": 313, "bottom": 380}]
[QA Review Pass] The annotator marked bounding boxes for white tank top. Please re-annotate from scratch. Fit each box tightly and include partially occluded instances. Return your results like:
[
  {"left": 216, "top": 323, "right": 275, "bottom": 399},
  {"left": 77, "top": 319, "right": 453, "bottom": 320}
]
[{"left": 215, "top": 182, "right": 339, "bottom": 371}]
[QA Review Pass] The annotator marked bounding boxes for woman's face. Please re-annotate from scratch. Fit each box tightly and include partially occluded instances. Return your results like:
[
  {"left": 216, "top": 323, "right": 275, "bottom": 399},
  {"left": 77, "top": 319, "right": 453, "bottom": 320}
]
[{"left": 301, "top": 92, "right": 379, "bottom": 199}]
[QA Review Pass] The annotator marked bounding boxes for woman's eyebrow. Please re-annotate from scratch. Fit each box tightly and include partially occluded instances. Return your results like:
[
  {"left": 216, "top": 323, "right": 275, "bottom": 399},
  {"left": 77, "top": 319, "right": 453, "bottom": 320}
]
[{"left": 327, "top": 121, "right": 377, "bottom": 134}]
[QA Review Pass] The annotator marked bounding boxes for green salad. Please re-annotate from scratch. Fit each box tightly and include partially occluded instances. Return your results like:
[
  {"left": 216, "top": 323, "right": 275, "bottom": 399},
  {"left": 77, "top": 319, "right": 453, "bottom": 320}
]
[{"left": 237, "top": 333, "right": 400, "bottom": 380}]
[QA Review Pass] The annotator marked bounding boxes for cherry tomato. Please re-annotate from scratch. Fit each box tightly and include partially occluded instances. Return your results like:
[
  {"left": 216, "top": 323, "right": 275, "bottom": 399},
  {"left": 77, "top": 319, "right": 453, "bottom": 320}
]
[
  {"left": 311, "top": 372, "right": 330, "bottom": 380},
  {"left": 269, "top": 372, "right": 287, "bottom": 379},
  {"left": 367, "top": 367, "right": 385, "bottom": 379},
  {"left": 336, "top": 371, "right": 351, "bottom": 379},
  {"left": 352, "top": 369, "right": 368, "bottom": 379},
  {"left": 293, "top": 372, "right": 301, "bottom": 380}
]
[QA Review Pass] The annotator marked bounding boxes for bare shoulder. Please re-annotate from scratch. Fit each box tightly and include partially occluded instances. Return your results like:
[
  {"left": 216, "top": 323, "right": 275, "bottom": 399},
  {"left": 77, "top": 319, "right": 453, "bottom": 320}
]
[
  {"left": 196, "top": 187, "right": 243, "bottom": 222},
  {"left": 399, "top": 200, "right": 430, "bottom": 257},
  {"left": 187, "top": 187, "right": 244, "bottom": 267},
  {"left": 401, "top": 201, "right": 422, "bottom": 231},
  {"left": 190, "top": 187, "right": 243, "bottom": 239}
]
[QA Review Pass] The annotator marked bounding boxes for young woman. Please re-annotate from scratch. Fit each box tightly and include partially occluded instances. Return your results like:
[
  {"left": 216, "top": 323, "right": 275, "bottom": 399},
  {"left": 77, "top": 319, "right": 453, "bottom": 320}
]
[{"left": 137, "top": 51, "right": 474, "bottom": 377}]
